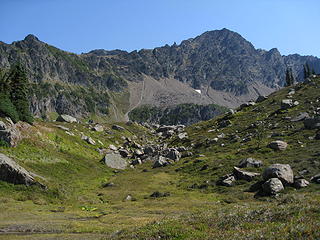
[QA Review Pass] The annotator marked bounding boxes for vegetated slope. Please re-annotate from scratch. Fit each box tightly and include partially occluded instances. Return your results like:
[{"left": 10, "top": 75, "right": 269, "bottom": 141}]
[
  {"left": 0, "top": 77, "right": 319, "bottom": 240},
  {"left": 129, "top": 103, "right": 228, "bottom": 125},
  {"left": 1, "top": 29, "right": 320, "bottom": 121}
]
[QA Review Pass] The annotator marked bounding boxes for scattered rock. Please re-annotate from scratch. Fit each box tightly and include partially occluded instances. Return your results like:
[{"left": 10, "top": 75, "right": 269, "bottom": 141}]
[
  {"left": 263, "top": 164, "right": 294, "bottom": 185},
  {"left": 153, "top": 156, "right": 171, "bottom": 168},
  {"left": 291, "top": 112, "right": 310, "bottom": 122},
  {"left": 124, "top": 195, "right": 134, "bottom": 201},
  {"left": 233, "top": 167, "right": 260, "bottom": 181},
  {"left": 92, "top": 124, "right": 104, "bottom": 132},
  {"left": 102, "top": 182, "right": 115, "bottom": 188},
  {"left": 119, "top": 149, "right": 129, "bottom": 158},
  {"left": 112, "top": 125, "right": 125, "bottom": 131},
  {"left": 304, "top": 117, "right": 320, "bottom": 129},
  {"left": 163, "top": 148, "right": 181, "bottom": 161},
  {"left": 109, "top": 144, "right": 118, "bottom": 151},
  {"left": 0, "top": 122, "right": 21, "bottom": 147},
  {"left": 310, "top": 174, "right": 320, "bottom": 183},
  {"left": 102, "top": 153, "right": 127, "bottom": 169},
  {"left": 239, "top": 101, "right": 256, "bottom": 110},
  {"left": 262, "top": 178, "right": 284, "bottom": 195},
  {"left": 294, "top": 179, "right": 309, "bottom": 189},
  {"left": 0, "top": 153, "right": 37, "bottom": 186},
  {"left": 268, "top": 140, "right": 288, "bottom": 151},
  {"left": 56, "top": 114, "right": 77, "bottom": 123},
  {"left": 256, "top": 95, "right": 268, "bottom": 103},
  {"left": 150, "top": 191, "right": 170, "bottom": 198},
  {"left": 238, "top": 158, "right": 263, "bottom": 168},
  {"left": 315, "top": 131, "right": 320, "bottom": 140},
  {"left": 217, "top": 174, "right": 236, "bottom": 187},
  {"left": 86, "top": 137, "right": 96, "bottom": 145},
  {"left": 177, "top": 132, "right": 188, "bottom": 140},
  {"left": 54, "top": 125, "right": 70, "bottom": 131}
]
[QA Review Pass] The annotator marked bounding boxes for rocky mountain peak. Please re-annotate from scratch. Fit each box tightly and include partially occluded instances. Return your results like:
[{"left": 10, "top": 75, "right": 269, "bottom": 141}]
[{"left": 24, "top": 34, "right": 40, "bottom": 43}]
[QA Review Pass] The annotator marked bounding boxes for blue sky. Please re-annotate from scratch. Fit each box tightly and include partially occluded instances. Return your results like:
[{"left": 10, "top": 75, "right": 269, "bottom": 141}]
[{"left": 1, "top": 0, "right": 319, "bottom": 56}]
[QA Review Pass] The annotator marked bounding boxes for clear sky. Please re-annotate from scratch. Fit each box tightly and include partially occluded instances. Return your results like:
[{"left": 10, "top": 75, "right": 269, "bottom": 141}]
[{"left": 1, "top": 0, "right": 320, "bottom": 57}]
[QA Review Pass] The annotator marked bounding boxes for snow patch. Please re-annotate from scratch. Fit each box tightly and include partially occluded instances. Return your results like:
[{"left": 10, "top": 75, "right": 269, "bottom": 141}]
[{"left": 195, "top": 89, "right": 201, "bottom": 94}]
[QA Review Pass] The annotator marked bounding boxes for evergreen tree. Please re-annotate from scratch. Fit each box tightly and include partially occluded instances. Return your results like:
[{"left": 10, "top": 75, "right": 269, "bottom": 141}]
[
  {"left": 304, "top": 63, "right": 311, "bottom": 80},
  {"left": 0, "top": 69, "right": 19, "bottom": 122},
  {"left": 8, "top": 64, "right": 33, "bottom": 124},
  {"left": 285, "top": 68, "right": 294, "bottom": 86}
]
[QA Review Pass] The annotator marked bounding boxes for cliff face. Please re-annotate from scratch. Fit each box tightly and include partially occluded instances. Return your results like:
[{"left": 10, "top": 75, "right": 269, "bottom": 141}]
[{"left": 0, "top": 29, "right": 319, "bottom": 120}]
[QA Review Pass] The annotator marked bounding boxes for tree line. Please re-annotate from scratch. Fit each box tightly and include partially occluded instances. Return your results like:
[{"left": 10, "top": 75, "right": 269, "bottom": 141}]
[
  {"left": 285, "top": 62, "right": 317, "bottom": 87},
  {"left": 0, "top": 64, "right": 33, "bottom": 124}
]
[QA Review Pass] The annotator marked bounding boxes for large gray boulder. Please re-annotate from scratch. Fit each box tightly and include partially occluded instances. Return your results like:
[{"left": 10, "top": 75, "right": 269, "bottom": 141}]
[
  {"left": 263, "top": 164, "right": 294, "bottom": 185},
  {"left": 0, "top": 153, "right": 35, "bottom": 185},
  {"left": 56, "top": 114, "right": 77, "bottom": 123},
  {"left": 262, "top": 178, "right": 284, "bottom": 195},
  {"left": 268, "top": 140, "right": 288, "bottom": 151},
  {"left": 92, "top": 124, "right": 104, "bottom": 132},
  {"left": 102, "top": 153, "right": 127, "bottom": 169}
]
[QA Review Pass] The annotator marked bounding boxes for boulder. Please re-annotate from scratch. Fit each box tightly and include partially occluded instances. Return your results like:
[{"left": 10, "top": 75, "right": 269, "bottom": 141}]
[
  {"left": 109, "top": 144, "right": 118, "bottom": 151},
  {"left": 310, "top": 174, "right": 320, "bottom": 184},
  {"left": 119, "top": 149, "right": 129, "bottom": 158},
  {"left": 291, "top": 112, "right": 310, "bottom": 122},
  {"left": 256, "top": 95, "right": 268, "bottom": 103},
  {"left": 294, "top": 179, "right": 309, "bottom": 189},
  {"left": 268, "top": 140, "right": 288, "bottom": 151},
  {"left": 217, "top": 174, "right": 236, "bottom": 187},
  {"left": 92, "top": 124, "right": 104, "bottom": 132},
  {"left": 233, "top": 167, "right": 260, "bottom": 181},
  {"left": 262, "top": 164, "right": 294, "bottom": 185},
  {"left": 150, "top": 191, "right": 170, "bottom": 198},
  {"left": 281, "top": 99, "right": 293, "bottom": 110},
  {"left": 56, "top": 114, "right": 77, "bottom": 123},
  {"left": 153, "top": 156, "right": 170, "bottom": 168},
  {"left": 143, "top": 146, "right": 155, "bottom": 155},
  {"left": 315, "top": 131, "right": 320, "bottom": 140},
  {"left": 238, "top": 158, "right": 263, "bottom": 168},
  {"left": 163, "top": 148, "right": 181, "bottom": 161},
  {"left": 0, "top": 125, "right": 21, "bottom": 147},
  {"left": 177, "top": 132, "right": 188, "bottom": 140},
  {"left": 112, "top": 125, "right": 125, "bottom": 131},
  {"left": 239, "top": 101, "right": 256, "bottom": 110},
  {"left": 262, "top": 178, "right": 284, "bottom": 195},
  {"left": 304, "top": 117, "right": 320, "bottom": 129},
  {"left": 86, "top": 137, "right": 96, "bottom": 145},
  {"left": 0, "top": 153, "right": 36, "bottom": 185},
  {"left": 102, "top": 153, "right": 127, "bottom": 169}
]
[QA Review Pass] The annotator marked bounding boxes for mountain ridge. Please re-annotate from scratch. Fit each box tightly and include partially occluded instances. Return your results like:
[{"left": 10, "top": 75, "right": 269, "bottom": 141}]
[{"left": 1, "top": 28, "right": 320, "bottom": 122}]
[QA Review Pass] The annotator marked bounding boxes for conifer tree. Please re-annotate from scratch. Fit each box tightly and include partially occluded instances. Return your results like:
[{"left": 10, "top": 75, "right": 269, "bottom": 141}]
[{"left": 8, "top": 64, "right": 33, "bottom": 124}]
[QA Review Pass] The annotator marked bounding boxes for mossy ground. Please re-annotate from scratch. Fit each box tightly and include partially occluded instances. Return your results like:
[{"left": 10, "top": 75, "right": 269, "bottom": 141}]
[{"left": 0, "top": 78, "right": 320, "bottom": 239}]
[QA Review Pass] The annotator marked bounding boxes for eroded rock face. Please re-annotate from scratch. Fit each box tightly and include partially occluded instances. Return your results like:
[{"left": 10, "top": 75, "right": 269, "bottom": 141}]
[
  {"left": 263, "top": 164, "right": 294, "bottom": 185},
  {"left": 262, "top": 178, "right": 284, "bottom": 195},
  {"left": 0, "top": 153, "right": 35, "bottom": 185}
]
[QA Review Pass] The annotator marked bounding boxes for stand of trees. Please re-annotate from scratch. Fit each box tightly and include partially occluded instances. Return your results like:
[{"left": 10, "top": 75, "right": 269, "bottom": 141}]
[
  {"left": 285, "top": 68, "right": 294, "bottom": 86},
  {"left": 0, "top": 64, "right": 33, "bottom": 124}
]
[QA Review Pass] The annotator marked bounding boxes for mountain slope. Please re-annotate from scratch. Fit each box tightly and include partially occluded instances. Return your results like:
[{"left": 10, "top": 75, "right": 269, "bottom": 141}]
[{"left": 1, "top": 29, "right": 320, "bottom": 121}]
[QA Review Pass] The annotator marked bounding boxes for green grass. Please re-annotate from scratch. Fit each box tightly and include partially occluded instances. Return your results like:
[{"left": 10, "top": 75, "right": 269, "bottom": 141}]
[{"left": 0, "top": 78, "right": 320, "bottom": 239}]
